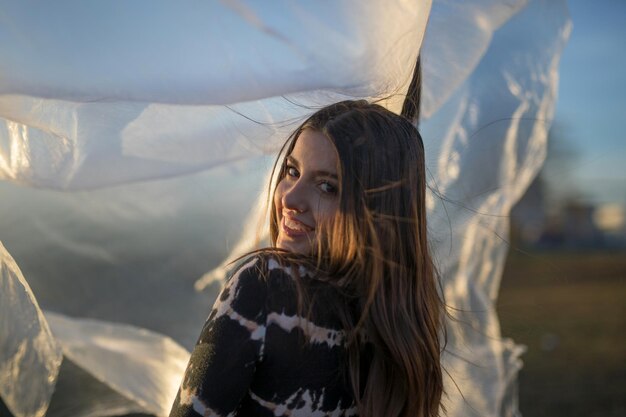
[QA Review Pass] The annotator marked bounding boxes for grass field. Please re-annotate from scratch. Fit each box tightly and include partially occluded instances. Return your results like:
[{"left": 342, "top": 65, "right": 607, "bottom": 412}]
[{"left": 498, "top": 250, "right": 626, "bottom": 417}]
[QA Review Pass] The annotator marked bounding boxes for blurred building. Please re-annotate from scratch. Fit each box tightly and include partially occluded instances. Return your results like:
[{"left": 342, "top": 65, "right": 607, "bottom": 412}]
[{"left": 510, "top": 175, "right": 626, "bottom": 250}]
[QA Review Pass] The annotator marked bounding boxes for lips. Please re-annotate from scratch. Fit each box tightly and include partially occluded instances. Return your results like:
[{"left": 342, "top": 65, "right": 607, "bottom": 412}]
[{"left": 281, "top": 215, "right": 314, "bottom": 237}]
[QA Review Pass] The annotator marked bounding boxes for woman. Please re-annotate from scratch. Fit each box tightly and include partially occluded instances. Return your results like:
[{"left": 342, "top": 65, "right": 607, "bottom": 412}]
[{"left": 169, "top": 99, "right": 445, "bottom": 417}]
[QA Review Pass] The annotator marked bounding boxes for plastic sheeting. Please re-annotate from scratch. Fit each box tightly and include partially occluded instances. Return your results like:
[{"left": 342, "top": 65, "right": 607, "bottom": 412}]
[
  {"left": 0, "top": 0, "right": 429, "bottom": 189},
  {"left": 0, "top": 242, "right": 61, "bottom": 417},
  {"left": 0, "top": 0, "right": 571, "bottom": 416},
  {"left": 423, "top": 2, "right": 571, "bottom": 413}
]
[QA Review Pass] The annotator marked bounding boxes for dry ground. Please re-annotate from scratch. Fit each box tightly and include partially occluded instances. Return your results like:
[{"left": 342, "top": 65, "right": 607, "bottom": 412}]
[{"left": 498, "top": 251, "right": 626, "bottom": 417}]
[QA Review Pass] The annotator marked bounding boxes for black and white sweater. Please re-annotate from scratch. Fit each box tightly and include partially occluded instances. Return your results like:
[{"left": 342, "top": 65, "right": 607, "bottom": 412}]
[{"left": 169, "top": 254, "right": 362, "bottom": 417}]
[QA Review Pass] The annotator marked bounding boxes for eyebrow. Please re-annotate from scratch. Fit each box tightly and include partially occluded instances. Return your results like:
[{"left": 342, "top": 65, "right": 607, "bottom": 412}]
[{"left": 287, "top": 155, "right": 338, "bottom": 179}]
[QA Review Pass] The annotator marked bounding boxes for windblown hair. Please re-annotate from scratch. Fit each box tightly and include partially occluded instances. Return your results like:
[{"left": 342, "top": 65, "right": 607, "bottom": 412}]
[{"left": 266, "top": 95, "right": 445, "bottom": 417}]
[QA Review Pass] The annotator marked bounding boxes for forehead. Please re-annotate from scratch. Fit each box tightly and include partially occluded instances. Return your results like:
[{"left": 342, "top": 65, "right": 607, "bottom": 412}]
[{"left": 289, "top": 129, "right": 338, "bottom": 173}]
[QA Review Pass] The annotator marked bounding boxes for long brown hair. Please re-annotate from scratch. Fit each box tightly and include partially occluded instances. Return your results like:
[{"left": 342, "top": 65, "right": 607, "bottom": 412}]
[{"left": 265, "top": 97, "right": 445, "bottom": 417}]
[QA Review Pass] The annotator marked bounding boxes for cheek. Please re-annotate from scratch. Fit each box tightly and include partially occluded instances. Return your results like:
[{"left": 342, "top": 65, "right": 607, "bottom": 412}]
[
  {"left": 315, "top": 200, "right": 339, "bottom": 226},
  {"left": 273, "top": 182, "right": 285, "bottom": 213}
]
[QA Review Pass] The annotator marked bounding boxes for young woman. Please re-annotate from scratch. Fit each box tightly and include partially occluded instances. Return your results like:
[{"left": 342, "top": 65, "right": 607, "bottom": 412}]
[{"left": 169, "top": 99, "right": 445, "bottom": 417}]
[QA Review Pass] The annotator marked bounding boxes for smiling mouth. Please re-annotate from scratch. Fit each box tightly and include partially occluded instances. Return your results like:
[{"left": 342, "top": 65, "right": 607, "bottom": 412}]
[{"left": 281, "top": 216, "right": 314, "bottom": 237}]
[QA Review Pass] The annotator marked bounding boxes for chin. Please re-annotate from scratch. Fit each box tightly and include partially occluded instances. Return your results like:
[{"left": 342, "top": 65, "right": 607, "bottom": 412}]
[{"left": 276, "top": 237, "right": 312, "bottom": 255}]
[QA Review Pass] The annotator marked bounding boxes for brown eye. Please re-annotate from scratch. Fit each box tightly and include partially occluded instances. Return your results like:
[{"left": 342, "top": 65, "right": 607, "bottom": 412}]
[
  {"left": 319, "top": 181, "right": 337, "bottom": 194},
  {"left": 286, "top": 165, "right": 299, "bottom": 178}
]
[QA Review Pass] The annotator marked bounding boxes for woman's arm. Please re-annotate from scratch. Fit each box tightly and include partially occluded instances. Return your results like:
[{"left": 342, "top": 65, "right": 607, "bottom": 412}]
[{"left": 169, "top": 256, "right": 267, "bottom": 417}]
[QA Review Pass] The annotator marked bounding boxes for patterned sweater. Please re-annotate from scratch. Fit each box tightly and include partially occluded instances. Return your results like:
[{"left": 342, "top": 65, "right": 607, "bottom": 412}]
[{"left": 169, "top": 254, "right": 362, "bottom": 417}]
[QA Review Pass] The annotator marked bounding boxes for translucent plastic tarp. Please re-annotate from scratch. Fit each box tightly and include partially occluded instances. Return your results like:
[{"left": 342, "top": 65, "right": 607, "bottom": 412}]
[
  {"left": 0, "top": 0, "right": 429, "bottom": 189},
  {"left": 0, "top": 242, "right": 61, "bottom": 417},
  {"left": 0, "top": 0, "right": 571, "bottom": 416}
]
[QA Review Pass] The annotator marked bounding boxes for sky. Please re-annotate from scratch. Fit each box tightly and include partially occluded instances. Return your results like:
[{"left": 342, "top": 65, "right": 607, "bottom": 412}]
[{"left": 549, "top": 0, "right": 626, "bottom": 205}]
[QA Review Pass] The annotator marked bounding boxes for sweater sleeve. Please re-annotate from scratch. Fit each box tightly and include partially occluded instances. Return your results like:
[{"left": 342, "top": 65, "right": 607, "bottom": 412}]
[{"left": 169, "top": 256, "right": 268, "bottom": 417}]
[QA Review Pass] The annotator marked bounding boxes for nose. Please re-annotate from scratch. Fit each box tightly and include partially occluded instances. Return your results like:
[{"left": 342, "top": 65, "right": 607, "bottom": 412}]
[{"left": 281, "top": 178, "right": 307, "bottom": 213}]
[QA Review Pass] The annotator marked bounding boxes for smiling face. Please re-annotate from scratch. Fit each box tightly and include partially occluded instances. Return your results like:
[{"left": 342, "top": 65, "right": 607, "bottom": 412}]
[{"left": 273, "top": 129, "right": 340, "bottom": 255}]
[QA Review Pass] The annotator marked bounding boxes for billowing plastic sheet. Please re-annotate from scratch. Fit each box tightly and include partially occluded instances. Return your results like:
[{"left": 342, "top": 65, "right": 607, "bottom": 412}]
[
  {"left": 0, "top": 1, "right": 571, "bottom": 416},
  {"left": 0, "top": 0, "right": 429, "bottom": 189},
  {"left": 44, "top": 312, "right": 189, "bottom": 417},
  {"left": 0, "top": 242, "right": 61, "bottom": 417},
  {"left": 423, "top": 1, "right": 572, "bottom": 412}
]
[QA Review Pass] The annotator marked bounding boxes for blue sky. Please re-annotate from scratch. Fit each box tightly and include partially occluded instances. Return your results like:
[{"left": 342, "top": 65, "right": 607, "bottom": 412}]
[{"left": 551, "top": 0, "right": 626, "bottom": 204}]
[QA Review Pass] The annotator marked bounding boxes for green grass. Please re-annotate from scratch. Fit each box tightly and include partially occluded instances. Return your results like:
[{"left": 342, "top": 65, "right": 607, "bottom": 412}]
[{"left": 498, "top": 251, "right": 626, "bottom": 417}]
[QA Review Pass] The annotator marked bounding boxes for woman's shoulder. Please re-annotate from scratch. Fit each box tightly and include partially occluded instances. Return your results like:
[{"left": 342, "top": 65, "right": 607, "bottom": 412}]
[
  {"left": 229, "top": 252, "right": 348, "bottom": 336},
  {"left": 228, "top": 250, "right": 316, "bottom": 286},
  {"left": 227, "top": 251, "right": 327, "bottom": 311}
]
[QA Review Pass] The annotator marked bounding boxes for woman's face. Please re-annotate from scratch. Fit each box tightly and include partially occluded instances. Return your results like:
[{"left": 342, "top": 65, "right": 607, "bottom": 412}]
[{"left": 274, "top": 129, "right": 340, "bottom": 255}]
